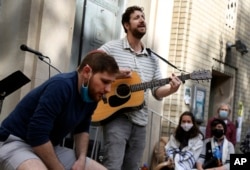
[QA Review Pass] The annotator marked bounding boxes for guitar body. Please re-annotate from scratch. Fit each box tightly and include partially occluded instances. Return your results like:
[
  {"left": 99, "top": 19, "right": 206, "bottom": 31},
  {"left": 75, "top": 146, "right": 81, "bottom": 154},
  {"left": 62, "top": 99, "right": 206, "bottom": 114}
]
[
  {"left": 91, "top": 69, "right": 212, "bottom": 123},
  {"left": 92, "top": 71, "right": 144, "bottom": 122}
]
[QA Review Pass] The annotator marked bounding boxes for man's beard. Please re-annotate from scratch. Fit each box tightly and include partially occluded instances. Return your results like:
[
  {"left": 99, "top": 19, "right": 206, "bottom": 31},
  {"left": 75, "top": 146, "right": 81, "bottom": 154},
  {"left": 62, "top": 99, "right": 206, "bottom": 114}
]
[
  {"left": 87, "top": 78, "right": 97, "bottom": 102},
  {"left": 131, "top": 28, "right": 146, "bottom": 39}
]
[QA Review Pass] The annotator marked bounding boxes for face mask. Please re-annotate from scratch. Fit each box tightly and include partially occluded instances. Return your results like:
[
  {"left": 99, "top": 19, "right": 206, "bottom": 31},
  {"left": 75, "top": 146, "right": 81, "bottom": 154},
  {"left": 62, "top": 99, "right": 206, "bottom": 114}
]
[
  {"left": 181, "top": 123, "right": 193, "bottom": 132},
  {"left": 212, "top": 129, "right": 224, "bottom": 138},
  {"left": 81, "top": 84, "right": 94, "bottom": 103},
  {"left": 219, "top": 110, "right": 228, "bottom": 119}
]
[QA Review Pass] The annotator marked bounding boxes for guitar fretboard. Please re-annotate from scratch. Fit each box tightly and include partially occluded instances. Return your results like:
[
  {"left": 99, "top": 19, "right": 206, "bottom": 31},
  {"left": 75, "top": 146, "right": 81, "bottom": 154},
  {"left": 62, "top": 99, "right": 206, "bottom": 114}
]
[{"left": 130, "top": 74, "right": 191, "bottom": 92}]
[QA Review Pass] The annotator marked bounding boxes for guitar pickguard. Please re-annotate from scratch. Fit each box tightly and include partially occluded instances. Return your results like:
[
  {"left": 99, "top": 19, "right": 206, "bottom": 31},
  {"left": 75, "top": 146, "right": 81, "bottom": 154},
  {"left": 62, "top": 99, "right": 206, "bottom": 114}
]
[{"left": 108, "top": 95, "right": 131, "bottom": 107}]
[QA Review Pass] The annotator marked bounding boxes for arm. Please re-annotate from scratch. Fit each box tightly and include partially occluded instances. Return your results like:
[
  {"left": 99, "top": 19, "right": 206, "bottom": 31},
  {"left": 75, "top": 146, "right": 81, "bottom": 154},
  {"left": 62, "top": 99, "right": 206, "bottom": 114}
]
[
  {"left": 71, "top": 132, "right": 90, "bottom": 170},
  {"left": 165, "top": 135, "right": 182, "bottom": 169},
  {"left": 221, "top": 141, "right": 235, "bottom": 170},
  {"left": 190, "top": 135, "right": 204, "bottom": 161},
  {"left": 33, "top": 141, "right": 64, "bottom": 170},
  {"left": 164, "top": 135, "right": 176, "bottom": 168},
  {"left": 29, "top": 81, "right": 72, "bottom": 169},
  {"left": 116, "top": 68, "right": 132, "bottom": 79},
  {"left": 154, "top": 73, "right": 181, "bottom": 99},
  {"left": 196, "top": 139, "right": 207, "bottom": 170},
  {"left": 196, "top": 162, "right": 203, "bottom": 170},
  {"left": 165, "top": 135, "right": 176, "bottom": 159}
]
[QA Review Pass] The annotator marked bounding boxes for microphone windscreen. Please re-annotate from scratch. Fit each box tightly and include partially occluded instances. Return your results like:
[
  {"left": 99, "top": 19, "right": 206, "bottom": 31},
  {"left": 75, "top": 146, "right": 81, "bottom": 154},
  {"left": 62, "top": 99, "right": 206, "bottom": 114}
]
[{"left": 20, "top": 44, "right": 28, "bottom": 51}]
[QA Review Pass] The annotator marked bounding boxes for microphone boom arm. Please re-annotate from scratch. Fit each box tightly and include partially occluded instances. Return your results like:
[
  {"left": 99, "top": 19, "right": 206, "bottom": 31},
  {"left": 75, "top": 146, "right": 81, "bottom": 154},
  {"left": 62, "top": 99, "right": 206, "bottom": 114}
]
[
  {"left": 38, "top": 56, "right": 61, "bottom": 73},
  {"left": 20, "top": 44, "right": 62, "bottom": 74}
]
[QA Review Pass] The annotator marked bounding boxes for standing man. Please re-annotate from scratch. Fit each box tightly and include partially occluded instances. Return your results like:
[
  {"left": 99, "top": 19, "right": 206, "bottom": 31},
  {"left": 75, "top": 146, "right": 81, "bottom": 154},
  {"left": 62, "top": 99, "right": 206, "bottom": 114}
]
[
  {"left": 205, "top": 103, "right": 236, "bottom": 146},
  {"left": 99, "top": 6, "right": 181, "bottom": 170},
  {"left": 0, "top": 51, "right": 119, "bottom": 170}
]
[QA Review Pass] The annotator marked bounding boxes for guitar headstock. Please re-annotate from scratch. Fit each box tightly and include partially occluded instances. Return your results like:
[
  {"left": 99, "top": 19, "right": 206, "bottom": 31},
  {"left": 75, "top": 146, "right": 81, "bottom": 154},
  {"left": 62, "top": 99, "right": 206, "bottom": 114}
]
[{"left": 190, "top": 70, "right": 212, "bottom": 81}]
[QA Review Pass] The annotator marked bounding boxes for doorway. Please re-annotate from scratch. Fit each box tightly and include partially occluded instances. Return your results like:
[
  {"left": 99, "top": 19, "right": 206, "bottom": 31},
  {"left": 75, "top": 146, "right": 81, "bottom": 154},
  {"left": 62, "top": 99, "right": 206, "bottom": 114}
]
[
  {"left": 208, "top": 59, "right": 237, "bottom": 121},
  {"left": 70, "top": 0, "right": 125, "bottom": 71}
]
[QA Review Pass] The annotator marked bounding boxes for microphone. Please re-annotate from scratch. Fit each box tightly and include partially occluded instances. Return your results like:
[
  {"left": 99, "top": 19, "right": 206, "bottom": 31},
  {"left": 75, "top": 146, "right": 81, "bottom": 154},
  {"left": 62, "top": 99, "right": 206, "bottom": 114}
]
[
  {"left": 20, "top": 44, "right": 61, "bottom": 74},
  {"left": 20, "top": 44, "right": 43, "bottom": 56}
]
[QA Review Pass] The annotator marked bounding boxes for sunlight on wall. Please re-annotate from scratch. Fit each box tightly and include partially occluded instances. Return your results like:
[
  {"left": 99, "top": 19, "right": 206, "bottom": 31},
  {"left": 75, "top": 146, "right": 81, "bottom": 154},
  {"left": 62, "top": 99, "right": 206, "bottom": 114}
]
[
  {"left": 40, "top": 0, "right": 75, "bottom": 74},
  {"left": 152, "top": 1, "right": 174, "bottom": 78}
]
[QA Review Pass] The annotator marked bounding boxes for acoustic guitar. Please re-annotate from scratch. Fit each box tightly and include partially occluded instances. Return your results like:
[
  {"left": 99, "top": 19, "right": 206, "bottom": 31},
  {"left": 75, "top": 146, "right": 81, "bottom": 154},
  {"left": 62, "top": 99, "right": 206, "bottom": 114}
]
[{"left": 92, "top": 70, "right": 212, "bottom": 123}]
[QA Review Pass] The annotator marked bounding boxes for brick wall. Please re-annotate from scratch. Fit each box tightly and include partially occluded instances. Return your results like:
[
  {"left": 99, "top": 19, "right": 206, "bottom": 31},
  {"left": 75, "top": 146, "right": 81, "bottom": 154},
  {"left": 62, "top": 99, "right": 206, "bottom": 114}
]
[{"left": 163, "top": 0, "right": 250, "bottom": 153}]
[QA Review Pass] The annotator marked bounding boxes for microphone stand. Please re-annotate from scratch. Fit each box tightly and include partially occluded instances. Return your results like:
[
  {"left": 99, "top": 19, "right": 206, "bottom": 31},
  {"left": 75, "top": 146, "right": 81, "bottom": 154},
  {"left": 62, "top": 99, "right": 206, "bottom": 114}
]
[
  {"left": 20, "top": 44, "right": 61, "bottom": 77},
  {"left": 37, "top": 55, "right": 61, "bottom": 78},
  {"left": 28, "top": 53, "right": 61, "bottom": 79}
]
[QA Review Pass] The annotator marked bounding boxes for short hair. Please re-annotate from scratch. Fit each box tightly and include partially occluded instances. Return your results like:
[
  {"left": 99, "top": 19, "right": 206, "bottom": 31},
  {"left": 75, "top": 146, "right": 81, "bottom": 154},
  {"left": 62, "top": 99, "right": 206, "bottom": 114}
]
[
  {"left": 211, "top": 118, "right": 227, "bottom": 134},
  {"left": 121, "top": 6, "right": 144, "bottom": 33},
  {"left": 77, "top": 50, "right": 119, "bottom": 74},
  {"left": 217, "top": 103, "right": 232, "bottom": 114}
]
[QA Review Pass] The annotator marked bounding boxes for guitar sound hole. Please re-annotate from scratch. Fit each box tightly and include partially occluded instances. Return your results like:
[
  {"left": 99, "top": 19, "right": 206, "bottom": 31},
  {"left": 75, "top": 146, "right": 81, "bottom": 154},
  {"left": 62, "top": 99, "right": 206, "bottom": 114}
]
[{"left": 116, "top": 84, "right": 130, "bottom": 98}]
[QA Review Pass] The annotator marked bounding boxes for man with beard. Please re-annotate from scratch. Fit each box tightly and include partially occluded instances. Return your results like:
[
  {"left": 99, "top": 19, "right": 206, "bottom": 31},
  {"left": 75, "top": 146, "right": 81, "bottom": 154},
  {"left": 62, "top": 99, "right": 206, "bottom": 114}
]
[
  {"left": 98, "top": 6, "right": 181, "bottom": 170},
  {"left": 0, "top": 51, "right": 119, "bottom": 170}
]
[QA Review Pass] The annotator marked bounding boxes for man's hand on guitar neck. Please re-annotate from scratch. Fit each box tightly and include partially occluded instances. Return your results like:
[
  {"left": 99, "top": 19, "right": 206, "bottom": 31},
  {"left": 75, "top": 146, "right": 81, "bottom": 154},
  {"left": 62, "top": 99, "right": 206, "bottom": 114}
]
[
  {"left": 116, "top": 68, "right": 132, "bottom": 79},
  {"left": 155, "top": 73, "right": 181, "bottom": 99},
  {"left": 169, "top": 73, "right": 182, "bottom": 92}
]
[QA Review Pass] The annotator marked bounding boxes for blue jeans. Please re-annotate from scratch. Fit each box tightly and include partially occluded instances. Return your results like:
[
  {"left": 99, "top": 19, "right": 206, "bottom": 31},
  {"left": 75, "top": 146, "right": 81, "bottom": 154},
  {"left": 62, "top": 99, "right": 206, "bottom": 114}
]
[{"left": 102, "top": 114, "right": 146, "bottom": 170}]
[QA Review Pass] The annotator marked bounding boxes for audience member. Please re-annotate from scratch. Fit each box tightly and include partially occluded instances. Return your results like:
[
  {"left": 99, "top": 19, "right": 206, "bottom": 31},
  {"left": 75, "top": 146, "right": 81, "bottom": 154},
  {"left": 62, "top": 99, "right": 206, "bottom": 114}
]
[
  {"left": 205, "top": 103, "right": 236, "bottom": 146},
  {"left": 197, "top": 118, "right": 235, "bottom": 170},
  {"left": 163, "top": 111, "right": 204, "bottom": 170}
]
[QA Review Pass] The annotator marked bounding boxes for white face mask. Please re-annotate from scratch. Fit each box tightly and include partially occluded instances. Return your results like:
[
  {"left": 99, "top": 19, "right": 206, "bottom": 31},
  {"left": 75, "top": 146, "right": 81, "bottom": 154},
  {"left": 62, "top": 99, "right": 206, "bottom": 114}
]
[{"left": 181, "top": 123, "right": 193, "bottom": 131}]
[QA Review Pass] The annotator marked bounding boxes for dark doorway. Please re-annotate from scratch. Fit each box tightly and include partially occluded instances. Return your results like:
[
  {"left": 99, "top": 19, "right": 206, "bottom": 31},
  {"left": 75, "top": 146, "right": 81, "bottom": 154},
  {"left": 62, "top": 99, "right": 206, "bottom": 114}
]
[
  {"left": 208, "top": 68, "right": 236, "bottom": 121},
  {"left": 69, "top": 0, "right": 125, "bottom": 71}
]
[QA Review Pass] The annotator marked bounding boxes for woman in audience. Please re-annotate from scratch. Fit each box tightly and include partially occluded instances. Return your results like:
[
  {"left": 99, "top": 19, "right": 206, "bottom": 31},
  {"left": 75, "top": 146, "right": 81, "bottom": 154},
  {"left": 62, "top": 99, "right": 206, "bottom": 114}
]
[{"left": 161, "top": 111, "right": 204, "bottom": 170}]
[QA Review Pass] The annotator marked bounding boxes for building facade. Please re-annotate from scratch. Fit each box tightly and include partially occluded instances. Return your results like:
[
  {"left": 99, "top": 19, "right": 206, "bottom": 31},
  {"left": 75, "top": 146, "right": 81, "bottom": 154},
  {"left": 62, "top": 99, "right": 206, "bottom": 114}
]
[{"left": 1, "top": 0, "right": 249, "bottom": 166}]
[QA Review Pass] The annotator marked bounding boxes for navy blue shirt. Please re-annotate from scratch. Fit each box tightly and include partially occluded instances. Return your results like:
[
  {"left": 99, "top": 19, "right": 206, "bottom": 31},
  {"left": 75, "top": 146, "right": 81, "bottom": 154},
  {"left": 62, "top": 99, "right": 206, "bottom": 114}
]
[{"left": 0, "top": 71, "right": 97, "bottom": 146}]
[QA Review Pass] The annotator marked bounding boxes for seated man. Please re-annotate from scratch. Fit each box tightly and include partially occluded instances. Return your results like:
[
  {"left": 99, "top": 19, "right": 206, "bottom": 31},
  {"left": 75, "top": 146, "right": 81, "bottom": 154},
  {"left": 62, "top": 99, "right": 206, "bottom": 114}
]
[
  {"left": 196, "top": 118, "right": 235, "bottom": 170},
  {"left": 0, "top": 51, "right": 119, "bottom": 170}
]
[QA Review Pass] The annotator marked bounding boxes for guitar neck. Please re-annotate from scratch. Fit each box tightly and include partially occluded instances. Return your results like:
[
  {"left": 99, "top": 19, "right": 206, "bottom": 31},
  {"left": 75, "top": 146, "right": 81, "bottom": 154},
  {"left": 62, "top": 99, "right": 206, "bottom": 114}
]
[{"left": 130, "top": 74, "right": 190, "bottom": 92}]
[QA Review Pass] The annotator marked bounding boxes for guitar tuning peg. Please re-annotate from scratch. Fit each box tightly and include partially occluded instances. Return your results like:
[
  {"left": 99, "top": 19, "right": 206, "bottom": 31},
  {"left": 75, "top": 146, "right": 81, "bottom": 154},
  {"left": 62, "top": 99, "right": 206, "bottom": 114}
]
[{"left": 180, "top": 73, "right": 185, "bottom": 84}]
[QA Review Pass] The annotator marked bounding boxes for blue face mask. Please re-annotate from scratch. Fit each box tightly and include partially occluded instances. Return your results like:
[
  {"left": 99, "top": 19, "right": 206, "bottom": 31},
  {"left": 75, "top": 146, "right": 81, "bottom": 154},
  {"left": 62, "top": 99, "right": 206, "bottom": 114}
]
[
  {"left": 219, "top": 110, "right": 228, "bottom": 119},
  {"left": 81, "top": 85, "right": 94, "bottom": 103}
]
